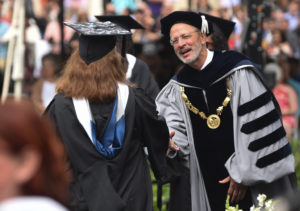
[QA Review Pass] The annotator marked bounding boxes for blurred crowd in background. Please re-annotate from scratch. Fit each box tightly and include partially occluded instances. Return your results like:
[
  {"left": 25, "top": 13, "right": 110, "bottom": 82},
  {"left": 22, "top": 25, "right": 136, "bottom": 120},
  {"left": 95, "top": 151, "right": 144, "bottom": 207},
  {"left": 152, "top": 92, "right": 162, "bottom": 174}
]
[{"left": 1, "top": 0, "right": 300, "bottom": 140}]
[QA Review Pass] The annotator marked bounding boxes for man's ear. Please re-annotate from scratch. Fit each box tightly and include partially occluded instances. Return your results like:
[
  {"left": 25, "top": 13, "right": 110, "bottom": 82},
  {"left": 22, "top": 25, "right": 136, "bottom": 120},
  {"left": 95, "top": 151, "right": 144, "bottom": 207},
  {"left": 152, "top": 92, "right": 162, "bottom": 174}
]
[
  {"left": 200, "top": 33, "right": 207, "bottom": 45},
  {"left": 14, "top": 148, "right": 41, "bottom": 185}
]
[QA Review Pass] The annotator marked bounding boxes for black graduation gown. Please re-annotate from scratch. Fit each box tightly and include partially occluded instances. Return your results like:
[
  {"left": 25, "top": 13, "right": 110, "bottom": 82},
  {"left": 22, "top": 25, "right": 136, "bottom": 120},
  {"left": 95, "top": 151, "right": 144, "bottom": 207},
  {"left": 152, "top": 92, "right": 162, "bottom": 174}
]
[
  {"left": 45, "top": 87, "right": 171, "bottom": 211},
  {"left": 129, "top": 57, "right": 160, "bottom": 100}
]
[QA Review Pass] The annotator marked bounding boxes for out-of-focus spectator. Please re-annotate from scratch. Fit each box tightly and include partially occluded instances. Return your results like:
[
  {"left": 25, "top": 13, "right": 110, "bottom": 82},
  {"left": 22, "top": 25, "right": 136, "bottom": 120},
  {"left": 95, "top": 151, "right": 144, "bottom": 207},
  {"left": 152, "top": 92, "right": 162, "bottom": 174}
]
[
  {"left": 271, "top": 7, "right": 284, "bottom": 28},
  {"left": 65, "top": 10, "right": 88, "bottom": 55},
  {"left": 104, "top": 2, "right": 116, "bottom": 15},
  {"left": 287, "top": 16, "right": 300, "bottom": 59},
  {"left": 269, "top": 61, "right": 298, "bottom": 140},
  {"left": 283, "top": 0, "right": 299, "bottom": 31},
  {"left": 198, "top": 0, "right": 211, "bottom": 12},
  {"left": 0, "top": 99, "right": 69, "bottom": 210},
  {"left": 33, "top": 4, "right": 48, "bottom": 38},
  {"left": 132, "top": 3, "right": 161, "bottom": 57},
  {"left": 262, "top": 18, "right": 276, "bottom": 51},
  {"left": 64, "top": 0, "right": 87, "bottom": 10},
  {"left": 43, "top": 2, "right": 74, "bottom": 54},
  {"left": 220, "top": 0, "right": 240, "bottom": 9},
  {"left": 24, "top": 17, "right": 41, "bottom": 80},
  {"left": 0, "top": 0, "right": 10, "bottom": 72},
  {"left": 276, "top": 0, "right": 290, "bottom": 12},
  {"left": 25, "top": 18, "right": 41, "bottom": 49},
  {"left": 64, "top": 0, "right": 88, "bottom": 22},
  {"left": 231, "top": 4, "right": 246, "bottom": 50},
  {"left": 31, "top": 53, "right": 62, "bottom": 113},
  {"left": 266, "top": 29, "right": 293, "bottom": 62}
]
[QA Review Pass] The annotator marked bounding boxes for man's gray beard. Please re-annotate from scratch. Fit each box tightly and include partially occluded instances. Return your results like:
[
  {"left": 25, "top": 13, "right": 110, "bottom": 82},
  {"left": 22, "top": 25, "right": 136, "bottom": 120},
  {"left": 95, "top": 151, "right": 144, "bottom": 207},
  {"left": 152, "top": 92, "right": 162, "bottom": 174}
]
[{"left": 176, "top": 41, "right": 202, "bottom": 65}]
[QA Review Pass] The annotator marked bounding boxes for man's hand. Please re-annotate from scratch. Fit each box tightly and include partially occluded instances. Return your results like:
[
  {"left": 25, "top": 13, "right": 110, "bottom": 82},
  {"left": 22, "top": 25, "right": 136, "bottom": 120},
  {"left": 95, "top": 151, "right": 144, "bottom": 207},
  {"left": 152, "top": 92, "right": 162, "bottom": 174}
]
[
  {"left": 219, "top": 176, "right": 247, "bottom": 203},
  {"left": 166, "top": 130, "right": 179, "bottom": 156}
]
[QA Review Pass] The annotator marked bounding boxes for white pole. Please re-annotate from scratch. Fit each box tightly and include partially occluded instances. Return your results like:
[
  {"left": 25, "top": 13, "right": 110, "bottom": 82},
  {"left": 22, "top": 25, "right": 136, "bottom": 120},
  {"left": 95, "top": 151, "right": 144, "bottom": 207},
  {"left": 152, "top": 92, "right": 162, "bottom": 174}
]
[{"left": 12, "top": 0, "right": 25, "bottom": 100}]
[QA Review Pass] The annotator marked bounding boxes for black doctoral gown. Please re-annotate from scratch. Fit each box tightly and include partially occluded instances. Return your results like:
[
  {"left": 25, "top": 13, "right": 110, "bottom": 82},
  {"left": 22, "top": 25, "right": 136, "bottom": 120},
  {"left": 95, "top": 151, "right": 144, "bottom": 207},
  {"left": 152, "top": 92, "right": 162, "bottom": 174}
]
[
  {"left": 157, "top": 50, "right": 297, "bottom": 211},
  {"left": 45, "top": 87, "right": 171, "bottom": 211},
  {"left": 170, "top": 51, "right": 257, "bottom": 211},
  {"left": 129, "top": 56, "right": 160, "bottom": 100}
]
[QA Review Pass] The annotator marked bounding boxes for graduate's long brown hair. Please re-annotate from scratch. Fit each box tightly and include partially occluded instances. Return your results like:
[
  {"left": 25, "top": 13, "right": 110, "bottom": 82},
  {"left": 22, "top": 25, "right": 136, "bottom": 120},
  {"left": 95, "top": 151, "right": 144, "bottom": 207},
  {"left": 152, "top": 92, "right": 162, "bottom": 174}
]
[{"left": 56, "top": 48, "right": 126, "bottom": 102}]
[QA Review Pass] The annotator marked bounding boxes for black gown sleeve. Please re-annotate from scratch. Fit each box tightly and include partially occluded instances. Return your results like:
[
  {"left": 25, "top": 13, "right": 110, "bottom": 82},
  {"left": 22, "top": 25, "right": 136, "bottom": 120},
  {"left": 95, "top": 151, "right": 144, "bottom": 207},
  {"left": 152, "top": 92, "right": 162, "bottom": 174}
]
[
  {"left": 44, "top": 97, "right": 59, "bottom": 130},
  {"left": 133, "top": 88, "right": 176, "bottom": 183},
  {"left": 130, "top": 58, "right": 160, "bottom": 100}
]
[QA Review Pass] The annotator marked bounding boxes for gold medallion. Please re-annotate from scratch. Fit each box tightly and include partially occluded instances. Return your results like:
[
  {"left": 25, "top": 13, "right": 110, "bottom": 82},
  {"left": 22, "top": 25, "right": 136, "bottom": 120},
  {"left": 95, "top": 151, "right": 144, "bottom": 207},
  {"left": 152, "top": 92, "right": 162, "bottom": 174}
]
[
  {"left": 180, "top": 77, "right": 231, "bottom": 130},
  {"left": 207, "top": 114, "right": 221, "bottom": 129}
]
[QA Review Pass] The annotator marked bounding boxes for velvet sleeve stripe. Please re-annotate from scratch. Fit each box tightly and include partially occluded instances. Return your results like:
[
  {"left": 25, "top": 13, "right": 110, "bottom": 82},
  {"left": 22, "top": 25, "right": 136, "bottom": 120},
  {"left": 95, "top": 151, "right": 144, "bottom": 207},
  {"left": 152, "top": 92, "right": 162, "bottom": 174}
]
[
  {"left": 256, "top": 143, "right": 292, "bottom": 168},
  {"left": 238, "top": 91, "right": 272, "bottom": 116},
  {"left": 248, "top": 126, "right": 286, "bottom": 152},
  {"left": 241, "top": 109, "right": 280, "bottom": 134}
]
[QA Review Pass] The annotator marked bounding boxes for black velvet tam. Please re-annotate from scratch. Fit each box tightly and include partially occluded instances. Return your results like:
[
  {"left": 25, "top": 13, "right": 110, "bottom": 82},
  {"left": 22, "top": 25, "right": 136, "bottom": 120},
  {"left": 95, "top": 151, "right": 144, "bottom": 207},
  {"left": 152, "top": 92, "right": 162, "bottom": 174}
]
[
  {"left": 95, "top": 15, "right": 144, "bottom": 30},
  {"left": 64, "top": 21, "right": 131, "bottom": 64},
  {"left": 160, "top": 11, "right": 213, "bottom": 37},
  {"left": 199, "top": 12, "right": 236, "bottom": 40}
]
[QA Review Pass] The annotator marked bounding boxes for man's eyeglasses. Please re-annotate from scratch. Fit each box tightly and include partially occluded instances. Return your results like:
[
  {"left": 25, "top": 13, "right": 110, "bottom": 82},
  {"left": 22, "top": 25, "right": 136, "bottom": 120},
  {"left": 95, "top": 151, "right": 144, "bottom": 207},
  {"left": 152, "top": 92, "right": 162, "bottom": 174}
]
[{"left": 170, "top": 31, "right": 199, "bottom": 46}]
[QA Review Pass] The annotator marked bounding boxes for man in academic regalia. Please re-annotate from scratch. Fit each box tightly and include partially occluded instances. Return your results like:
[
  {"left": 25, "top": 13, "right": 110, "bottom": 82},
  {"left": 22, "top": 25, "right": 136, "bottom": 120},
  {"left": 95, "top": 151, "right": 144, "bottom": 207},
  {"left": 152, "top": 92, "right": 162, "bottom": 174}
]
[
  {"left": 155, "top": 11, "right": 297, "bottom": 211},
  {"left": 45, "top": 21, "right": 173, "bottom": 211},
  {"left": 95, "top": 15, "right": 160, "bottom": 100}
]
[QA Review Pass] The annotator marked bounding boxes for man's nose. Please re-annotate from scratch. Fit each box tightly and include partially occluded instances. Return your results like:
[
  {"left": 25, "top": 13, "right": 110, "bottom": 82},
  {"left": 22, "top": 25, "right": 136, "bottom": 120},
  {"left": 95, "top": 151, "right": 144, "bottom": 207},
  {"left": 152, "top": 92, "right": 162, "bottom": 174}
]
[{"left": 177, "top": 37, "right": 186, "bottom": 47}]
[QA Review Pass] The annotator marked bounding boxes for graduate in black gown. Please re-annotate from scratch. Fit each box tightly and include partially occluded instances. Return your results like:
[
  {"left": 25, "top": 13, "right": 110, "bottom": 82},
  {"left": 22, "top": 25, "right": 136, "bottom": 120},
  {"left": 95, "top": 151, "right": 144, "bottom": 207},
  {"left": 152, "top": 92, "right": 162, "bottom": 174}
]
[
  {"left": 95, "top": 15, "right": 160, "bottom": 100},
  {"left": 45, "top": 21, "right": 172, "bottom": 211}
]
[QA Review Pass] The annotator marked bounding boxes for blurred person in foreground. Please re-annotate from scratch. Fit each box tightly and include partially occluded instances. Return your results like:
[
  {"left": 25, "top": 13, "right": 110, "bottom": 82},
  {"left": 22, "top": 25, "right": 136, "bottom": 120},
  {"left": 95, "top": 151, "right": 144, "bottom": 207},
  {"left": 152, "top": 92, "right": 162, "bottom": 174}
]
[
  {"left": 155, "top": 11, "right": 297, "bottom": 211},
  {"left": 45, "top": 21, "right": 174, "bottom": 211},
  {"left": 0, "top": 99, "right": 69, "bottom": 211}
]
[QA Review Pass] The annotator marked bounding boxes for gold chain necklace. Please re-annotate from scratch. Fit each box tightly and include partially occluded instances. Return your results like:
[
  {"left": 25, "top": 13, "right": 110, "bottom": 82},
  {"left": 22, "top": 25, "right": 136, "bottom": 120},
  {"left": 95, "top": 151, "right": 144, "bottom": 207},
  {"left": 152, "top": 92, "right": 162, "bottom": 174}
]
[{"left": 180, "top": 78, "right": 232, "bottom": 129}]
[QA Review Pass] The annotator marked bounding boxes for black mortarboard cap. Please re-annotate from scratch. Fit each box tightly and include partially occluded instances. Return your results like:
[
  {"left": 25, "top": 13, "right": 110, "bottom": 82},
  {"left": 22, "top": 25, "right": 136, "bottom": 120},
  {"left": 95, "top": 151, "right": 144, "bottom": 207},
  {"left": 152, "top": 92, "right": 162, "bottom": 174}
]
[
  {"left": 95, "top": 15, "right": 144, "bottom": 30},
  {"left": 160, "top": 11, "right": 213, "bottom": 37},
  {"left": 94, "top": 15, "right": 144, "bottom": 57},
  {"left": 199, "top": 12, "right": 235, "bottom": 40},
  {"left": 64, "top": 21, "right": 131, "bottom": 64}
]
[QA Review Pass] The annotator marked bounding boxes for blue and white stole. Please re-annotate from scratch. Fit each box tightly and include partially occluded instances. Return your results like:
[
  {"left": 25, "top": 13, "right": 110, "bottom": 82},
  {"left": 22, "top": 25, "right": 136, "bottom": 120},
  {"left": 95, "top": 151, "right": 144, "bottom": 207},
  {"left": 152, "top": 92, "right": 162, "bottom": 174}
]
[{"left": 73, "top": 83, "right": 129, "bottom": 159}]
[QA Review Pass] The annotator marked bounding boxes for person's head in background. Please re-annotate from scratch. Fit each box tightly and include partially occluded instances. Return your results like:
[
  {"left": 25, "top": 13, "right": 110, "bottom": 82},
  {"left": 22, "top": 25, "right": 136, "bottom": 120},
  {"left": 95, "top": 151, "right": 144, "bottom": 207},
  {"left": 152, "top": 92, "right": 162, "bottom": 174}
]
[
  {"left": 0, "top": 99, "right": 69, "bottom": 205},
  {"left": 77, "top": 10, "right": 89, "bottom": 22},
  {"left": 271, "top": 8, "right": 284, "bottom": 27},
  {"left": 287, "top": 0, "right": 299, "bottom": 17},
  {"left": 105, "top": 2, "right": 116, "bottom": 15},
  {"left": 41, "top": 53, "right": 63, "bottom": 82},
  {"left": 203, "top": 12, "right": 236, "bottom": 51}
]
